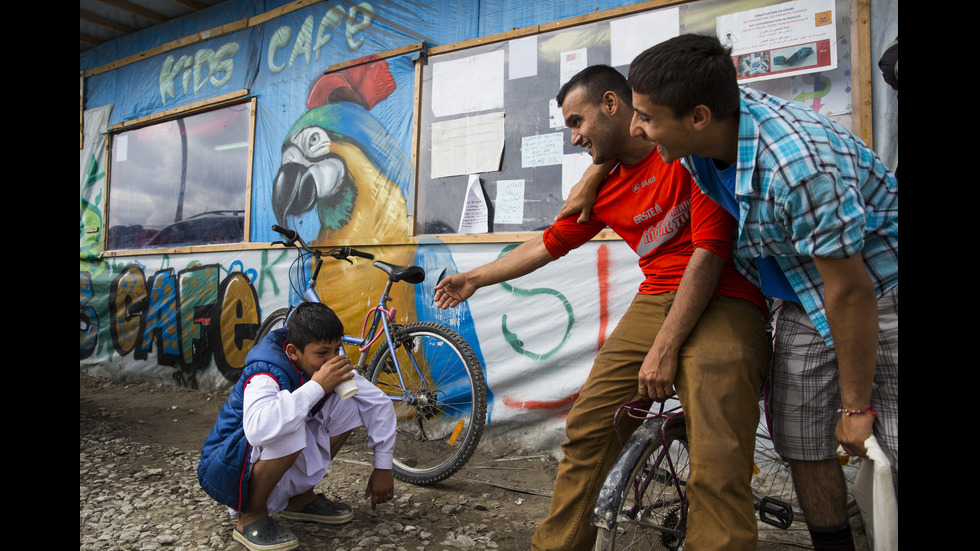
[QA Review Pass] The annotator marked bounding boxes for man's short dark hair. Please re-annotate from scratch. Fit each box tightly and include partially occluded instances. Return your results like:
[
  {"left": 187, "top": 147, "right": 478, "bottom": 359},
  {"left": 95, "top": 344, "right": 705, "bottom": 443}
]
[
  {"left": 556, "top": 64, "right": 631, "bottom": 108},
  {"left": 629, "top": 34, "right": 740, "bottom": 120},
  {"left": 287, "top": 302, "right": 344, "bottom": 350}
]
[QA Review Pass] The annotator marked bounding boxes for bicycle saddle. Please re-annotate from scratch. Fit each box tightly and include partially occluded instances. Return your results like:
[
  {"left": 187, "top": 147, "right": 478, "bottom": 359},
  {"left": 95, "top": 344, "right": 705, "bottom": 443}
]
[{"left": 374, "top": 261, "right": 425, "bottom": 284}]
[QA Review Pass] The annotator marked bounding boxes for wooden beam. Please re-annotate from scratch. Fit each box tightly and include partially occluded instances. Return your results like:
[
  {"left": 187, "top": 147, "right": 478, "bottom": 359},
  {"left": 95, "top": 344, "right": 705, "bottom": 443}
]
[
  {"left": 167, "top": 0, "right": 210, "bottom": 10},
  {"left": 80, "top": 9, "right": 137, "bottom": 34},
  {"left": 97, "top": 0, "right": 169, "bottom": 24},
  {"left": 325, "top": 42, "right": 425, "bottom": 73},
  {"left": 852, "top": 0, "right": 874, "bottom": 148},
  {"left": 80, "top": 33, "right": 105, "bottom": 47}
]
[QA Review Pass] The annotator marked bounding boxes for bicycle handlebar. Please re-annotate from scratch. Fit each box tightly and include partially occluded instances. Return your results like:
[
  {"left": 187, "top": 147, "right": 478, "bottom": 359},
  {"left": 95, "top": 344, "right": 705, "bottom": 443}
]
[
  {"left": 271, "top": 224, "right": 298, "bottom": 243},
  {"left": 271, "top": 225, "right": 375, "bottom": 262}
]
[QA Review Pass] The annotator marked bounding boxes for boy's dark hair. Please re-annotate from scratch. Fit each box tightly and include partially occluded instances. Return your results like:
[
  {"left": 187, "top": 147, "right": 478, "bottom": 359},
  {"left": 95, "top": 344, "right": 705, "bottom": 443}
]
[
  {"left": 629, "top": 34, "right": 740, "bottom": 121},
  {"left": 556, "top": 64, "right": 631, "bottom": 108},
  {"left": 287, "top": 302, "right": 344, "bottom": 350}
]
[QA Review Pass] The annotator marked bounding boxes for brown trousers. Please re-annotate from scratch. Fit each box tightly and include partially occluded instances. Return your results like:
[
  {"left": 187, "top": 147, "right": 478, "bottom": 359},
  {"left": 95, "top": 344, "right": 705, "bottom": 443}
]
[{"left": 531, "top": 292, "right": 771, "bottom": 551}]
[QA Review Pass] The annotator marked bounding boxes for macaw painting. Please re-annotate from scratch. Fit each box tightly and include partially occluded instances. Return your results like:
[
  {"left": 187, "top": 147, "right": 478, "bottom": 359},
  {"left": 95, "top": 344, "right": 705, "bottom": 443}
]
[{"left": 272, "top": 59, "right": 413, "bottom": 244}]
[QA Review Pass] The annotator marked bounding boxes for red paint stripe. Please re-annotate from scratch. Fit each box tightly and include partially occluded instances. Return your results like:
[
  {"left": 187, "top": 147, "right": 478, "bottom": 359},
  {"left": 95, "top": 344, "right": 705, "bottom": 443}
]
[
  {"left": 502, "top": 390, "right": 580, "bottom": 410},
  {"left": 597, "top": 244, "right": 610, "bottom": 350}
]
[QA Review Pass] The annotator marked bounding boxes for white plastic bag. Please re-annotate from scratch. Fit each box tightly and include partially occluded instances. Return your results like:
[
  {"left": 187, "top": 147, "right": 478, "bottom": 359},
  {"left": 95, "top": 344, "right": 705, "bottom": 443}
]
[{"left": 853, "top": 435, "right": 897, "bottom": 550}]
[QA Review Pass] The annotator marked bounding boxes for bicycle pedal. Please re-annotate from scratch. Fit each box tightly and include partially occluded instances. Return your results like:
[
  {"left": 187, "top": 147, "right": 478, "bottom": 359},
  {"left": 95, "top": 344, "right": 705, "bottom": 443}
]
[{"left": 758, "top": 496, "right": 793, "bottom": 530}]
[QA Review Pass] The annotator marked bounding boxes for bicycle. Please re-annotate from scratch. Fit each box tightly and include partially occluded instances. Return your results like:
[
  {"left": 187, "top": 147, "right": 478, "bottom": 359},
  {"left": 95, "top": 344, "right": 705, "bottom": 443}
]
[
  {"left": 591, "top": 398, "right": 861, "bottom": 550},
  {"left": 255, "top": 225, "right": 488, "bottom": 486}
]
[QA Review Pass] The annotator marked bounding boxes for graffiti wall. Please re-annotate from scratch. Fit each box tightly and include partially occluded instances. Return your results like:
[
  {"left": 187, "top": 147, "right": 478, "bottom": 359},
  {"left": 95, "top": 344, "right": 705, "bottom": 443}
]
[{"left": 80, "top": 235, "right": 642, "bottom": 437}]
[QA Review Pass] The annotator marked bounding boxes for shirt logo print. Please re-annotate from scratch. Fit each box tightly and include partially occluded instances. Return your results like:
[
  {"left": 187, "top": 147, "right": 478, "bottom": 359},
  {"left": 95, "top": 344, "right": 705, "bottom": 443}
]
[
  {"left": 636, "top": 200, "right": 691, "bottom": 257},
  {"left": 632, "top": 176, "right": 656, "bottom": 193}
]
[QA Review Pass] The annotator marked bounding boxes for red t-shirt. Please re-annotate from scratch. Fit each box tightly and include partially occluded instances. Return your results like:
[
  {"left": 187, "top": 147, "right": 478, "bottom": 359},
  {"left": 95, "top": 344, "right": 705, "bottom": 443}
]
[{"left": 543, "top": 150, "right": 767, "bottom": 316}]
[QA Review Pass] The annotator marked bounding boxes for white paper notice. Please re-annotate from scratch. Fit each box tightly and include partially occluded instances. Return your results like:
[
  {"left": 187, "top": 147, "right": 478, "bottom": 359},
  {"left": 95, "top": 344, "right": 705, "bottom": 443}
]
[
  {"left": 559, "top": 48, "right": 588, "bottom": 87},
  {"left": 717, "top": 0, "right": 837, "bottom": 83},
  {"left": 610, "top": 8, "right": 680, "bottom": 67},
  {"left": 509, "top": 36, "right": 538, "bottom": 80},
  {"left": 431, "top": 112, "right": 505, "bottom": 179},
  {"left": 432, "top": 50, "right": 505, "bottom": 117},
  {"left": 495, "top": 179, "right": 525, "bottom": 224},
  {"left": 562, "top": 152, "right": 594, "bottom": 200},
  {"left": 521, "top": 132, "right": 564, "bottom": 169},
  {"left": 116, "top": 134, "right": 129, "bottom": 162},
  {"left": 459, "top": 175, "right": 489, "bottom": 233},
  {"left": 549, "top": 98, "right": 565, "bottom": 129}
]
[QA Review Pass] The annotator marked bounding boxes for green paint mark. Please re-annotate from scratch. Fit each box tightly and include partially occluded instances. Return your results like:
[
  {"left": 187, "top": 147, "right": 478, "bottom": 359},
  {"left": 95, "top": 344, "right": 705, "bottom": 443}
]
[
  {"left": 80, "top": 153, "right": 106, "bottom": 261},
  {"left": 496, "top": 244, "right": 574, "bottom": 361}
]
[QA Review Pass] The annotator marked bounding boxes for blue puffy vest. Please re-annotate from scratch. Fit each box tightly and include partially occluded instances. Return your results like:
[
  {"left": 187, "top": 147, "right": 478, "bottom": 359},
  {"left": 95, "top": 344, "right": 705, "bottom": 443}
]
[{"left": 196, "top": 328, "right": 328, "bottom": 512}]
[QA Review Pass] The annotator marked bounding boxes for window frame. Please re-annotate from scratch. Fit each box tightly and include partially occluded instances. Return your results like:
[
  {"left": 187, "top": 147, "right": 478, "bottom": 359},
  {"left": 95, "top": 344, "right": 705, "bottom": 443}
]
[{"left": 103, "top": 91, "right": 256, "bottom": 256}]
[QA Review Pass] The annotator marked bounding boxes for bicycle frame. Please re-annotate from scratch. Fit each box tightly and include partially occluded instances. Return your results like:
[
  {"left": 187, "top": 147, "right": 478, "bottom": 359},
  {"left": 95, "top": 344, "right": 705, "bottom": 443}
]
[{"left": 278, "top": 229, "right": 432, "bottom": 409}]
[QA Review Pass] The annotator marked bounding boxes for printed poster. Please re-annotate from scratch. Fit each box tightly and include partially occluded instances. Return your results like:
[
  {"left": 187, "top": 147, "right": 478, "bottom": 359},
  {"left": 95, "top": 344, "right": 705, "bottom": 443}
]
[{"left": 717, "top": 0, "right": 837, "bottom": 83}]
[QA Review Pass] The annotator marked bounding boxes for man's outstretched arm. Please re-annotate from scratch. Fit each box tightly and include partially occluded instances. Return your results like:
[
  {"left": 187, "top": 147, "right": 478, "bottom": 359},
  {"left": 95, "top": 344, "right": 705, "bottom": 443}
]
[{"left": 433, "top": 235, "right": 557, "bottom": 309}]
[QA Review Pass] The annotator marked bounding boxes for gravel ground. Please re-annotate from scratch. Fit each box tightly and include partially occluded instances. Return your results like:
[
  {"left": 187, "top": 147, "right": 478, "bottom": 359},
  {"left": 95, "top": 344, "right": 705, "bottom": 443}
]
[{"left": 79, "top": 371, "right": 865, "bottom": 550}]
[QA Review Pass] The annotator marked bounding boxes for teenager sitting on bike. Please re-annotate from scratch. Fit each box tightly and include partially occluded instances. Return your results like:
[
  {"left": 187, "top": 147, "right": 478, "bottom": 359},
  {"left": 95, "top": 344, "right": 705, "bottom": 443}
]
[
  {"left": 620, "top": 35, "right": 896, "bottom": 551},
  {"left": 197, "top": 301, "right": 397, "bottom": 551},
  {"left": 434, "top": 65, "right": 771, "bottom": 551}
]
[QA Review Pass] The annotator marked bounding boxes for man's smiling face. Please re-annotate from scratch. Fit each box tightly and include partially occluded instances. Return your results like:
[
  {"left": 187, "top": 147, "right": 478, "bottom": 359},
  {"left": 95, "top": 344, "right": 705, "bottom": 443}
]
[
  {"left": 562, "top": 85, "right": 623, "bottom": 166},
  {"left": 629, "top": 90, "right": 697, "bottom": 164}
]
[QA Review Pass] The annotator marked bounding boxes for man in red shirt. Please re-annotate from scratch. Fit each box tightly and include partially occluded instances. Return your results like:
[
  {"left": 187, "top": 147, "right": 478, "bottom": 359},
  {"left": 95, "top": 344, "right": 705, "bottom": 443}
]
[{"left": 434, "top": 65, "right": 770, "bottom": 551}]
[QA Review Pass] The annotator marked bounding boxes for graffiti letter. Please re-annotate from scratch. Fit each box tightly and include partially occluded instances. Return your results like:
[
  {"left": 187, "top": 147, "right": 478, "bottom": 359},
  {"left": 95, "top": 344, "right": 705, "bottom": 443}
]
[
  {"left": 80, "top": 272, "right": 98, "bottom": 359},
  {"left": 289, "top": 16, "right": 315, "bottom": 68},
  {"left": 495, "top": 245, "right": 575, "bottom": 361},
  {"left": 258, "top": 249, "right": 288, "bottom": 297},
  {"left": 193, "top": 49, "right": 216, "bottom": 93},
  {"left": 268, "top": 26, "right": 292, "bottom": 73},
  {"left": 109, "top": 265, "right": 147, "bottom": 356},
  {"left": 140, "top": 269, "right": 180, "bottom": 363},
  {"left": 213, "top": 272, "right": 260, "bottom": 381},
  {"left": 314, "top": 6, "right": 346, "bottom": 60},
  {"left": 192, "top": 44, "right": 241, "bottom": 94},
  {"left": 346, "top": 3, "right": 375, "bottom": 50},
  {"left": 178, "top": 264, "right": 220, "bottom": 366},
  {"left": 208, "top": 42, "right": 239, "bottom": 88},
  {"left": 160, "top": 54, "right": 193, "bottom": 103}
]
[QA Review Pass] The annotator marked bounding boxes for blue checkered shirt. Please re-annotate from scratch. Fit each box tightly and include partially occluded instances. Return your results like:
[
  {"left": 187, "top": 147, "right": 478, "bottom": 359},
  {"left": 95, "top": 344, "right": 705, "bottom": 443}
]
[{"left": 682, "top": 88, "right": 898, "bottom": 346}]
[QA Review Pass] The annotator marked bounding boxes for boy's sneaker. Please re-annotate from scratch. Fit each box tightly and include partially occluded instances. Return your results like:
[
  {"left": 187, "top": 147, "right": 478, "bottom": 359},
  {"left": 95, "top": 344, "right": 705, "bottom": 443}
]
[{"left": 280, "top": 494, "right": 354, "bottom": 524}]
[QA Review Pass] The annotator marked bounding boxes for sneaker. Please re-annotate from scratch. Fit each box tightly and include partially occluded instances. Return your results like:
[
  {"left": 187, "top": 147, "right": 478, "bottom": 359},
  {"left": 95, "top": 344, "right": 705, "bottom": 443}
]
[
  {"left": 280, "top": 494, "right": 354, "bottom": 525},
  {"left": 233, "top": 516, "right": 298, "bottom": 551}
]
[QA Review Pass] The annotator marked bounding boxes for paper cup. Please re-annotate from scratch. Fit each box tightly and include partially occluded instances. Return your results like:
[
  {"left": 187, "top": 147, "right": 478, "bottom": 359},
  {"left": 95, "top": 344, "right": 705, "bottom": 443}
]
[{"left": 335, "top": 378, "right": 358, "bottom": 399}]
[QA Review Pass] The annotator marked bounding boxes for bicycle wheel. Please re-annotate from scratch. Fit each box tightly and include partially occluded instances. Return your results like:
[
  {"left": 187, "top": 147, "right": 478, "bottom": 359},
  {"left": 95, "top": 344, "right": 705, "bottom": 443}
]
[
  {"left": 752, "top": 400, "right": 861, "bottom": 525},
  {"left": 367, "top": 321, "right": 487, "bottom": 485},
  {"left": 594, "top": 421, "right": 690, "bottom": 551},
  {"left": 256, "top": 307, "right": 291, "bottom": 343}
]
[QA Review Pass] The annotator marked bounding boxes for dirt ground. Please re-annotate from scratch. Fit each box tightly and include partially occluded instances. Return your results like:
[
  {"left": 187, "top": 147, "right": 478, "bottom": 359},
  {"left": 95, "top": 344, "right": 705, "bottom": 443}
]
[{"left": 79, "top": 371, "right": 865, "bottom": 550}]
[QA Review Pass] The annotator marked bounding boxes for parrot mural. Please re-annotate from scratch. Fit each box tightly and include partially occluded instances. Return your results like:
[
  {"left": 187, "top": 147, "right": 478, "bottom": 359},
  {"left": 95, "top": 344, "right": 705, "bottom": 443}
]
[
  {"left": 270, "top": 58, "right": 419, "bottom": 354},
  {"left": 272, "top": 59, "right": 413, "bottom": 243}
]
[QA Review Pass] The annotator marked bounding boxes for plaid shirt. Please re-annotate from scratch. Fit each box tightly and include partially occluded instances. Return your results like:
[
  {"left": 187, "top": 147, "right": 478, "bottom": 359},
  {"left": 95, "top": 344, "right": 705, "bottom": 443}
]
[{"left": 683, "top": 87, "right": 898, "bottom": 346}]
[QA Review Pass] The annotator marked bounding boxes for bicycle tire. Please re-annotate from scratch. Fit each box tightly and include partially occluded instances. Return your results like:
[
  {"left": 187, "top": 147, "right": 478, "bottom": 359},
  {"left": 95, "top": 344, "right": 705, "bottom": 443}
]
[
  {"left": 256, "top": 307, "right": 291, "bottom": 343},
  {"left": 594, "top": 419, "right": 690, "bottom": 551},
  {"left": 751, "top": 400, "right": 861, "bottom": 524},
  {"left": 366, "top": 321, "right": 487, "bottom": 485}
]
